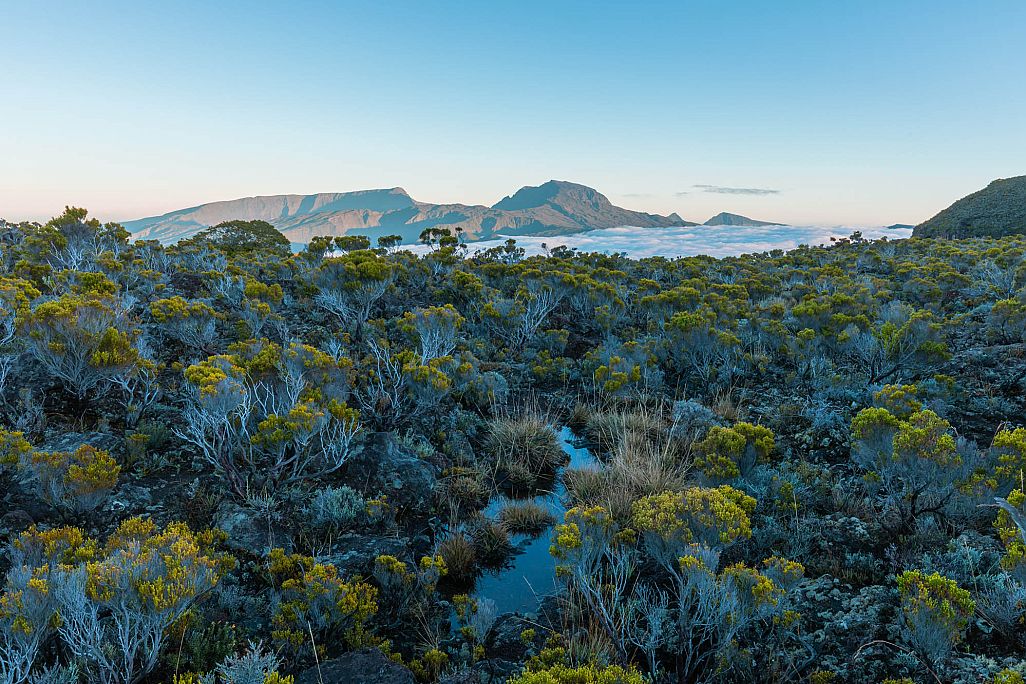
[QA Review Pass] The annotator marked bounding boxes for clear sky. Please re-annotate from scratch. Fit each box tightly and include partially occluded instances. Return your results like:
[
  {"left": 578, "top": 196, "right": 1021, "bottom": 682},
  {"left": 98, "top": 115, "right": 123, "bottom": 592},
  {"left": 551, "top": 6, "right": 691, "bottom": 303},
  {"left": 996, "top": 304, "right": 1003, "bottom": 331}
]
[{"left": 2, "top": 0, "right": 1024, "bottom": 226}]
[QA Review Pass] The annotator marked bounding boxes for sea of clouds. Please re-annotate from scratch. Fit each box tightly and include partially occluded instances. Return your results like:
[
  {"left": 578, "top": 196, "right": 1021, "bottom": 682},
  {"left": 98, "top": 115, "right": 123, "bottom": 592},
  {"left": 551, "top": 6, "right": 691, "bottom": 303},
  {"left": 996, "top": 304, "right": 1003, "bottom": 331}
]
[{"left": 404, "top": 224, "right": 913, "bottom": 260}]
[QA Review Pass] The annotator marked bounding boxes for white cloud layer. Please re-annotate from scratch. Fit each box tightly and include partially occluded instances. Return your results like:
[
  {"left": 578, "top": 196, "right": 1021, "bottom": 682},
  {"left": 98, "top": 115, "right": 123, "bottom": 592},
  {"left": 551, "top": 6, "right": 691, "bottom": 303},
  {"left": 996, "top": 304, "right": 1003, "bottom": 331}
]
[{"left": 404, "top": 224, "right": 913, "bottom": 260}]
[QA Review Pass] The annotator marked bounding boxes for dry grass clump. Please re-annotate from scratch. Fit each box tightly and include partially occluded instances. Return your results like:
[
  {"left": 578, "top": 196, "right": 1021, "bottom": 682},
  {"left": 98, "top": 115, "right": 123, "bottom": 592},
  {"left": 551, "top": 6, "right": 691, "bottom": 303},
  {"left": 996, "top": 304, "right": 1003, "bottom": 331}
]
[
  {"left": 583, "top": 408, "right": 666, "bottom": 456},
  {"left": 438, "top": 533, "right": 477, "bottom": 583},
  {"left": 485, "top": 413, "right": 565, "bottom": 493},
  {"left": 471, "top": 519, "right": 515, "bottom": 567},
  {"left": 566, "top": 401, "right": 594, "bottom": 435},
  {"left": 496, "top": 500, "right": 556, "bottom": 535},
  {"left": 486, "top": 414, "right": 564, "bottom": 470},
  {"left": 437, "top": 467, "right": 489, "bottom": 519},
  {"left": 711, "top": 390, "right": 740, "bottom": 422},
  {"left": 566, "top": 407, "right": 690, "bottom": 523},
  {"left": 563, "top": 467, "right": 608, "bottom": 505}
]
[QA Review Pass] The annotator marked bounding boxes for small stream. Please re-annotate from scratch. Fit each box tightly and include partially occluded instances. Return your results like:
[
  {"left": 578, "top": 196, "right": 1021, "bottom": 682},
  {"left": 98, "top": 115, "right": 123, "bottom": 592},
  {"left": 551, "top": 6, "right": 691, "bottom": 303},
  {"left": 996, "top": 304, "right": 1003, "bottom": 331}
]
[{"left": 470, "top": 427, "right": 599, "bottom": 615}]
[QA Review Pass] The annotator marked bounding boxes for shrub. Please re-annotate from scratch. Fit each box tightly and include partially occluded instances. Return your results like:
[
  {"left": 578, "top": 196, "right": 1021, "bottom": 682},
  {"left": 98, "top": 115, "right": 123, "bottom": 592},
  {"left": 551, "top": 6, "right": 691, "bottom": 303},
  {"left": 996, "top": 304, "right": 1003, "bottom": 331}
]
[
  {"left": 632, "top": 485, "right": 756, "bottom": 568},
  {"left": 165, "top": 619, "right": 240, "bottom": 678},
  {"left": 993, "top": 427, "right": 1026, "bottom": 486},
  {"left": 7, "top": 518, "right": 231, "bottom": 684},
  {"left": 508, "top": 660, "right": 646, "bottom": 684},
  {"left": 21, "top": 445, "right": 120, "bottom": 514},
  {"left": 266, "top": 549, "right": 378, "bottom": 654},
  {"left": 0, "top": 563, "right": 58, "bottom": 684},
  {"left": 694, "top": 422, "right": 775, "bottom": 482},
  {"left": 851, "top": 407, "right": 967, "bottom": 530},
  {"left": 873, "top": 383, "right": 922, "bottom": 418},
  {"left": 550, "top": 505, "right": 629, "bottom": 583},
  {"left": 0, "top": 429, "right": 32, "bottom": 468},
  {"left": 179, "top": 219, "right": 291, "bottom": 258},
  {"left": 399, "top": 304, "right": 464, "bottom": 362},
  {"left": 372, "top": 554, "right": 446, "bottom": 624},
  {"left": 20, "top": 294, "right": 140, "bottom": 399},
  {"left": 896, "top": 569, "right": 975, "bottom": 665},
  {"left": 211, "top": 641, "right": 289, "bottom": 684},
  {"left": 644, "top": 554, "right": 804, "bottom": 681},
  {"left": 150, "top": 296, "right": 220, "bottom": 352},
  {"left": 670, "top": 399, "right": 720, "bottom": 443},
  {"left": 301, "top": 486, "right": 365, "bottom": 535},
  {"left": 313, "top": 251, "right": 394, "bottom": 330},
  {"left": 995, "top": 488, "right": 1026, "bottom": 579},
  {"left": 176, "top": 341, "right": 360, "bottom": 498},
  {"left": 994, "top": 670, "right": 1026, "bottom": 684}
]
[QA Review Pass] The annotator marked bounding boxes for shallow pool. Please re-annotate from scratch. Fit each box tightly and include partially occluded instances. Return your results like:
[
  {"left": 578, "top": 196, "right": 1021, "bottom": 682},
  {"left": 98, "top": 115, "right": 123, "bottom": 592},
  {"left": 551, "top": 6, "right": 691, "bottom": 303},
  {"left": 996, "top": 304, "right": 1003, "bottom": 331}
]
[{"left": 470, "top": 427, "right": 599, "bottom": 615}]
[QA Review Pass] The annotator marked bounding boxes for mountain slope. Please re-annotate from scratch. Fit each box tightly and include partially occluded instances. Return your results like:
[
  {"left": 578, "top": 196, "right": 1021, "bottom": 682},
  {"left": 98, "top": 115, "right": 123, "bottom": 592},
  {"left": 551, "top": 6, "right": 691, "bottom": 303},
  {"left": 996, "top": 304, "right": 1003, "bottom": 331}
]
[
  {"left": 702, "top": 212, "right": 783, "bottom": 227},
  {"left": 914, "top": 175, "right": 1026, "bottom": 238},
  {"left": 125, "top": 181, "right": 692, "bottom": 245}
]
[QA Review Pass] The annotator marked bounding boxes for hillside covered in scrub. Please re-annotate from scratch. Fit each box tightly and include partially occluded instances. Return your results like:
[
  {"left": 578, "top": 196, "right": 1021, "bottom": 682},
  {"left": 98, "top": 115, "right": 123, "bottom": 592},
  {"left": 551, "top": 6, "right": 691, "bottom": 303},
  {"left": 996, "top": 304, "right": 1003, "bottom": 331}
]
[
  {"left": 914, "top": 175, "right": 1026, "bottom": 239},
  {"left": 1, "top": 210, "right": 1026, "bottom": 684}
]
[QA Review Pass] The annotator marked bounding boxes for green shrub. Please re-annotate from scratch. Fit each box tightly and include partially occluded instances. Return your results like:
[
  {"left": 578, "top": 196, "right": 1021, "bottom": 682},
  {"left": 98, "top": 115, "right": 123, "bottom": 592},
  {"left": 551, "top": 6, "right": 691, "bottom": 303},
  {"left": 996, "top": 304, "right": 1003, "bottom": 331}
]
[{"left": 896, "top": 569, "right": 975, "bottom": 665}]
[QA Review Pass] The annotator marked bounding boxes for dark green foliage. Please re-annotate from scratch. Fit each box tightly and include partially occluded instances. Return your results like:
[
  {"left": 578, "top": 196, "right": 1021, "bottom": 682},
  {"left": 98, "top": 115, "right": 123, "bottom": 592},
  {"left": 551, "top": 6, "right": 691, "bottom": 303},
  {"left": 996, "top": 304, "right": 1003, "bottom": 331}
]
[{"left": 179, "top": 219, "right": 291, "bottom": 257}]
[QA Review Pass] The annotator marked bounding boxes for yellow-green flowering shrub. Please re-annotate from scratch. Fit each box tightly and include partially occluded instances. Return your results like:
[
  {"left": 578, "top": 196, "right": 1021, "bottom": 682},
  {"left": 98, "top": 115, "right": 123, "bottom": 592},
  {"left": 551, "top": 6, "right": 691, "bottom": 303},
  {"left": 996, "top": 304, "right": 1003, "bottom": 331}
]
[
  {"left": 995, "top": 488, "right": 1026, "bottom": 578},
  {"left": 508, "top": 661, "right": 646, "bottom": 684},
  {"left": 993, "top": 427, "right": 1026, "bottom": 485},
  {"left": 0, "top": 429, "right": 32, "bottom": 468},
  {"left": 20, "top": 294, "right": 140, "bottom": 399},
  {"left": 23, "top": 444, "right": 121, "bottom": 513},
  {"left": 694, "top": 422, "right": 775, "bottom": 481},
  {"left": 266, "top": 548, "right": 378, "bottom": 655},
  {"left": 872, "top": 384, "right": 922, "bottom": 418},
  {"left": 632, "top": 485, "right": 756, "bottom": 567},
  {"left": 176, "top": 341, "right": 360, "bottom": 498},
  {"left": 313, "top": 250, "right": 395, "bottom": 330},
  {"left": 150, "top": 296, "right": 221, "bottom": 351},
  {"left": 896, "top": 570, "right": 975, "bottom": 665},
  {"left": 993, "top": 670, "right": 1026, "bottom": 684},
  {"left": 851, "top": 407, "right": 966, "bottom": 530},
  {"left": 5, "top": 518, "right": 231, "bottom": 684}
]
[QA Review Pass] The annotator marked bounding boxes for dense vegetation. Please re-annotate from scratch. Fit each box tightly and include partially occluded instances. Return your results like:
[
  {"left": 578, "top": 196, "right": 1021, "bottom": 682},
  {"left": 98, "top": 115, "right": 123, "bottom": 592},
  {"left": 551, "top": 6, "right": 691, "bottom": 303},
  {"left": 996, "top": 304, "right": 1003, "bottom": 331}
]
[
  {"left": 914, "top": 175, "right": 1026, "bottom": 239},
  {"left": 1, "top": 209, "right": 1025, "bottom": 684}
]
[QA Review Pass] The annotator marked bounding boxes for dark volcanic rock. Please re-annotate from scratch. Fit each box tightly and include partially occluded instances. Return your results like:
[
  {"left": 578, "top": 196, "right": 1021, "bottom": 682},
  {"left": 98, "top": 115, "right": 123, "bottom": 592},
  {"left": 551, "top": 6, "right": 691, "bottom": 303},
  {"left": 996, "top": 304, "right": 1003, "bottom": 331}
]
[
  {"left": 486, "top": 612, "right": 539, "bottom": 662},
  {"left": 0, "top": 509, "right": 34, "bottom": 538},
  {"left": 296, "top": 648, "right": 415, "bottom": 684},
  {"left": 41, "top": 431, "right": 120, "bottom": 455},
  {"left": 345, "top": 432, "right": 438, "bottom": 513},
  {"left": 213, "top": 501, "right": 287, "bottom": 556},
  {"left": 319, "top": 533, "right": 413, "bottom": 576}
]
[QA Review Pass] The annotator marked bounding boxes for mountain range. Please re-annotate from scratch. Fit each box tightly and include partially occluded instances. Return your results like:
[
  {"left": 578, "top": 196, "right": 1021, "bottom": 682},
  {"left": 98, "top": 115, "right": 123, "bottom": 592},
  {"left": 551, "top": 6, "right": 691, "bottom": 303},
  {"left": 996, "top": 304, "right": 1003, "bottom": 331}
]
[{"left": 126, "top": 181, "right": 700, "bottom": 245}]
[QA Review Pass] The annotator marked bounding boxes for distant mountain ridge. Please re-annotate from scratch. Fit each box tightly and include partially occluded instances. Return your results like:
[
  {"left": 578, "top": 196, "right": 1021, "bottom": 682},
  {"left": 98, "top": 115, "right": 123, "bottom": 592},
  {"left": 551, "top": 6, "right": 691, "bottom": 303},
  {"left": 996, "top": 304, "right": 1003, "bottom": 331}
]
[
  {"left": 914, "top": 175, "right": 1026, "bottom": 238},
  {"left": 126, "top": 181, "right": 696, "bottom": 245},
  {"left": 703, "top": 212, "right": 783, "bottom": 227}
]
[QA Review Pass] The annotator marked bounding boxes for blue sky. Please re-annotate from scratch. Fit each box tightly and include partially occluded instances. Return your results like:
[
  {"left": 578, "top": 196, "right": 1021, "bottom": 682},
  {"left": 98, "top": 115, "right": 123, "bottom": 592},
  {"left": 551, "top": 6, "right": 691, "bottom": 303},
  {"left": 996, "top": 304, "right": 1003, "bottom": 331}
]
[{"left": 2, "top": 0, "right": 1024, "bottom": 225}]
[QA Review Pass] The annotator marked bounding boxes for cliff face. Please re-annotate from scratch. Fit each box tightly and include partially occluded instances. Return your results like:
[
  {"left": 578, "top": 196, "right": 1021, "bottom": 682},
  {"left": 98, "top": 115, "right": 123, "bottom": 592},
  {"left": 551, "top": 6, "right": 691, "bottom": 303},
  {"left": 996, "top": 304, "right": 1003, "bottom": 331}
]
[
  {"left": 914, "top": 175, "right": 1026, "bottom": 238},
  {"left": 125, "top": 181, "right": 692, "bottom": 245}
]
